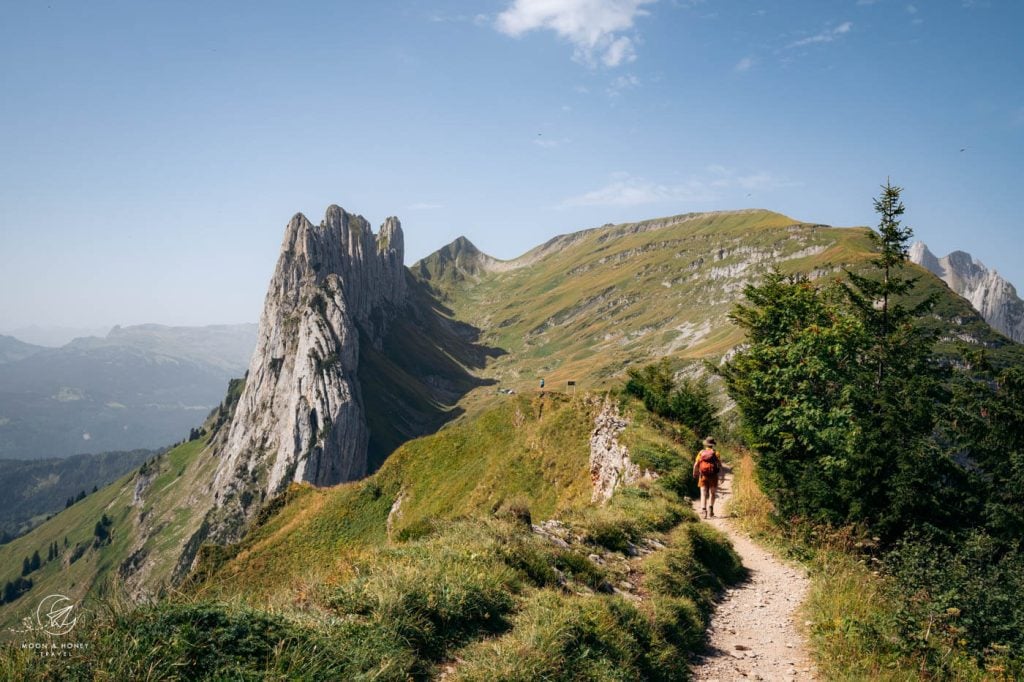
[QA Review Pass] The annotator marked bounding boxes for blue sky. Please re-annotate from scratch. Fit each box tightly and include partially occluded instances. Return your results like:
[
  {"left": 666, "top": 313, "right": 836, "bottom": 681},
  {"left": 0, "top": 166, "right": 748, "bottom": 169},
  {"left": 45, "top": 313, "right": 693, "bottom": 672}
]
[{"left": 1, "top": 0, "right": 1021, "bottom": 334}]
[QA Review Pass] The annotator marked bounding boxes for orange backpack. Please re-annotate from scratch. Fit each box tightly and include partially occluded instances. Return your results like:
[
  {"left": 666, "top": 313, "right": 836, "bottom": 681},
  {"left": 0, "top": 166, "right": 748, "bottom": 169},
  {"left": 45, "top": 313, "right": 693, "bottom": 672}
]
[{"left": 698, "top": 448, "right": 719, "bottom": 477}]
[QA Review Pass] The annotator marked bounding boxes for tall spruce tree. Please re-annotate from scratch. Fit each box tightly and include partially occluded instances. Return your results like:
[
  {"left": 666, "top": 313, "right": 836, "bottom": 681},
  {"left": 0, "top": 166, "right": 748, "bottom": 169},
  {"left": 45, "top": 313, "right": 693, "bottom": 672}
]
[{"left": 721, "top": 181, "right": 956, "bottom": 539}]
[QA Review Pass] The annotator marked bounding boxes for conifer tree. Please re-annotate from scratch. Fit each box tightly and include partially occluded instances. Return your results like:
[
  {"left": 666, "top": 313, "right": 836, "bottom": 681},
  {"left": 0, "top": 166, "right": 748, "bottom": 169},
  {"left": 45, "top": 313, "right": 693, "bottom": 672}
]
[{"left": 721, "top": 181, "right": 953, "bottom": 538}]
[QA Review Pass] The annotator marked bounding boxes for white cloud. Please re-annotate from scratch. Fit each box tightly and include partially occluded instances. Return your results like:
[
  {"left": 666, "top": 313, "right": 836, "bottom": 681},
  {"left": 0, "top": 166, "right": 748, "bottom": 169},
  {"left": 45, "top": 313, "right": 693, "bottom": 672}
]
[
  {"left": 495, "top": 0, "right": 656, "bottom": 67},
  {"left": 734, "top": 56, "right": 754, "bottom": 72},
  {"left": 558, "top": 176, "right": 716, "bottom": 207},
  {"left": 557, "top": 168, "right": 799, "bottom": 208},
  {"left": 408, "top": 202, "right": 444, "bottom": 210},
  {"left": 787, "top": 21, "right": 853, "bottom": 48},
  {"left": 606, "top": 73, "right": 640, "bottom": 96},
  {"left": 602, "top": 35, "right": 636, "bottom": 66}
]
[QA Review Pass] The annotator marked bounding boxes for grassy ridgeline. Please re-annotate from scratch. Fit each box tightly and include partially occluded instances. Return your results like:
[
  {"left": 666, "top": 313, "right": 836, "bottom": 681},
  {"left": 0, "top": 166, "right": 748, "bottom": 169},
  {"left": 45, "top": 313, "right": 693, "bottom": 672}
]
[{"left": 6, "top": 394, "right": 744, "bottom": 680}]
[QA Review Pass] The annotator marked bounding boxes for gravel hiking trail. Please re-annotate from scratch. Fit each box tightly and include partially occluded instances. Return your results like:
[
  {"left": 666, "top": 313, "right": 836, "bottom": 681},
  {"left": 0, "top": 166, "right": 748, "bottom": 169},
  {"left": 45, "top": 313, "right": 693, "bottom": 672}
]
[{"left": 690, "top": 467, "right": 818, "bottom": 681}]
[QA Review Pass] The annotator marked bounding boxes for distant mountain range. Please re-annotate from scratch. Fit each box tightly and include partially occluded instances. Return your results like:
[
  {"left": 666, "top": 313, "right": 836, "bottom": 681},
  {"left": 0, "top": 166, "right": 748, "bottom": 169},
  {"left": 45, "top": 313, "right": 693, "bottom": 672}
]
[
  {"left": 0, "top": 323, "right": 256, "bottom": 460},
  {"left": 910, "top": 242, "right": 1024, "bottom": 343}
]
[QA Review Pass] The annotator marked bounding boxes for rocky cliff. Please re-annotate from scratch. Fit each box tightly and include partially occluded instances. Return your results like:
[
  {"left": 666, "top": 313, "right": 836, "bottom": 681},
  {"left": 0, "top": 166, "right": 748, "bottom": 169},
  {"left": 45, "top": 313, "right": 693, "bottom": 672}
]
[
  {"left": 209, "top": 206, "right": 406, "bottom": 539},
  {"left": 910, "top": 242, "right": 1024, "bottom": 343}
]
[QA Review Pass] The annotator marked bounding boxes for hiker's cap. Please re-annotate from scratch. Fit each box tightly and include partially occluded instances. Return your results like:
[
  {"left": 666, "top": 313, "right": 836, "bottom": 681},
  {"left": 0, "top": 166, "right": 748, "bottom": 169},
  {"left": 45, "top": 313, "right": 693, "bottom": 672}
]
[{"left": 703, "top": 437, "right": 716, "bottom": 446}]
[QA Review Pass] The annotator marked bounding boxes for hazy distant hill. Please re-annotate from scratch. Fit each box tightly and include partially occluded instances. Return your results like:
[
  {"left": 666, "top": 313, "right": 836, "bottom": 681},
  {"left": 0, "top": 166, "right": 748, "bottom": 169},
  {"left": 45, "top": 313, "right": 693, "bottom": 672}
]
[
  {"left": 0, "top": 449, "right": 154, "bottom": 540},
  {"left": 0, "top": 323, "right": 256, "bottom": 460},
  {"left": 0, "top": 335, "right": 44, "bottom": 364}
]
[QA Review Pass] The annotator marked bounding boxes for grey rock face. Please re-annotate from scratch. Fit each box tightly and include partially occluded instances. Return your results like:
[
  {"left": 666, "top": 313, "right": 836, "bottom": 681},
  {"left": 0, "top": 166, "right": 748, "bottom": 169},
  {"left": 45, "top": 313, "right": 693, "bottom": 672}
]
[
  {"left": 210, "top": 206, "right": 405, "bottom": 532},
  {"left": 589, "top": 398, "right": 640, "bottom": 503},
  {"left": 910, "top": 242, "right": 1024, "bottom": 343}
]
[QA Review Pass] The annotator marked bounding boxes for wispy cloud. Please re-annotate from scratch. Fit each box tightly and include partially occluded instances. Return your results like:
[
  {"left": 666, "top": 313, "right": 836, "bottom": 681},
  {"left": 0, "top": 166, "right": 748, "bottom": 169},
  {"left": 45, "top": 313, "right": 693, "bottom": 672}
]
[
  {"left": 534, "top": 136, "right": 572, "bottom": 148},
  {"left": 787, "top": 21, "right": 852, "bottom": 48},
  {"left": 557, "top": 168, "right": 799, "bottom": 208},
  {"left": 606, "top": 73, "right": 640, "bottom": 96},
  {"left": 734, "top": 56, "right": 754, "bottom": 72},
  {"left": 495, "top": 0, "right": 656, "bottom": 67},
  {"left": 408, "top": 202, "right": 444, "bottom": 210},
  {"left": 558, "top": 175, "right": 716, "bottom": 207}
]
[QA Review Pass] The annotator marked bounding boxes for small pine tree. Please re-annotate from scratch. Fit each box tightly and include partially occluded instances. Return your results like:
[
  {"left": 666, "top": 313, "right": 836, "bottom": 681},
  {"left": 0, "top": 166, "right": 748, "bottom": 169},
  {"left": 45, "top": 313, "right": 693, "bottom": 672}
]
[
  {"left": 21, "top": 556, "right": 30, "bottom": 576},
  {"left": 30, "top": 550, "right": 41, "bottom": 571}
]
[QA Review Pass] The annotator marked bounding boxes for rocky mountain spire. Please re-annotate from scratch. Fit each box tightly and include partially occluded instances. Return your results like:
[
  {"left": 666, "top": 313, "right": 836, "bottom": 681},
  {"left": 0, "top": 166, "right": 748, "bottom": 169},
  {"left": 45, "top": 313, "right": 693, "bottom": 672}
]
[
  {"left": 910, "top": 241, "right": 1024, "bottom": 343},
  {"left": 209, "top": 206, "right": 406, "bottom": 536}
]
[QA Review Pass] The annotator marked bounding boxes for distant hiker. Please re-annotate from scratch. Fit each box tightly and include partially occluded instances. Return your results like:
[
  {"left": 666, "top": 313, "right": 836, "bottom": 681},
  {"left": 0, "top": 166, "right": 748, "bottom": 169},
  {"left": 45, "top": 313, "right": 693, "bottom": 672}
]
[
  {"left": 693, "top": 437, "right": 722, "bottom": 519},
  {"left": 539, "top": 378, "right": 545, "bottom": 389}
]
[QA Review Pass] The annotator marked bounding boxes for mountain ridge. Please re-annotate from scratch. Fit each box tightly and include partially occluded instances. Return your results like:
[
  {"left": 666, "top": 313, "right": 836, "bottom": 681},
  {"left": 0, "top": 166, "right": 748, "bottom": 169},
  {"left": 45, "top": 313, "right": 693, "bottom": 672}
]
[{"left": 2, "top": 205, "right": 1020, "bottom": 630}]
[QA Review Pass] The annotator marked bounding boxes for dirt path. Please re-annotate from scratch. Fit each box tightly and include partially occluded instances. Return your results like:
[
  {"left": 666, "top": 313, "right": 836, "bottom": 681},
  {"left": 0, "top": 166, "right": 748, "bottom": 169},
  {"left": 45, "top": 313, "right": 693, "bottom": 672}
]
[{"left": 690, "top": 468, "right": 818, "bottom": 681}]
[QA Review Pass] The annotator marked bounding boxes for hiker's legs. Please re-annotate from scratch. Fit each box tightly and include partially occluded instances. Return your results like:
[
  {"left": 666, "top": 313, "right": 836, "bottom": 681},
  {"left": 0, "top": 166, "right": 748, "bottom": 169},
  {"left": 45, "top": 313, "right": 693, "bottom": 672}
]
[{"left": 707, "top": 484, "right": 717, "bottom": 516}]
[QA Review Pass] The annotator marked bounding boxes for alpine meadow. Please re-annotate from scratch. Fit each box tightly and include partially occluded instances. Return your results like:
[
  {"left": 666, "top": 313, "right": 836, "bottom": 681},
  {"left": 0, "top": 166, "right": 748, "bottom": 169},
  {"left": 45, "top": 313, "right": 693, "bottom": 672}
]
[{"left": 2, "top": 2, "right": 1023, "bottom": 680}]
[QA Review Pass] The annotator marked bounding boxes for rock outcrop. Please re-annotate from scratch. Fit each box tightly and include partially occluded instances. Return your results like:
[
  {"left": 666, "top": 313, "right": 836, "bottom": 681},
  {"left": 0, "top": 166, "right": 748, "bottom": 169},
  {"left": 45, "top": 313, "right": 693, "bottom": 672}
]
[
  {"left": 589, "top": 398, "right": 640, "bottom": 503},
  {"left": 209, "top": 206, "right": 406, "bottom": 538},
  {"left": 910, "top": 242, "right": 1024, "bottom": 343}
]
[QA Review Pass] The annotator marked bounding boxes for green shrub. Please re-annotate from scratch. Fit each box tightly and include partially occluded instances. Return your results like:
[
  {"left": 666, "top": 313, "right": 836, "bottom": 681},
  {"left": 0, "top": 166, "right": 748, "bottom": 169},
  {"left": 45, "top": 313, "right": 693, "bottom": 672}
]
[{"left": 626, "top": 360, "right": 720, "bottom": 438}]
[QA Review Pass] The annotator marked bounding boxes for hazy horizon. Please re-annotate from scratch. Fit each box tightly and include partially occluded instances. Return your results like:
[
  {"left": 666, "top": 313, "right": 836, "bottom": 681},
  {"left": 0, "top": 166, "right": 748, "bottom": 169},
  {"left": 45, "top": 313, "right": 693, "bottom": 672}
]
[{"left": 3, "top": 1, "right": 1021, "bottom": 331}]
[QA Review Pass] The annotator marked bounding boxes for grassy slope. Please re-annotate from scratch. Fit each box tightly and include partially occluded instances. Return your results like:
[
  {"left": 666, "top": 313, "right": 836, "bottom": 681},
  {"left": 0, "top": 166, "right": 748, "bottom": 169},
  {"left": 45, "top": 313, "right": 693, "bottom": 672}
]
[
  {"left": 199, "top": 393, "right": 598, "bottom": 602},
  {"left": 8, "top": 394, "right": 747, "bottom": 680},
  {"left": 2, "top": 207, "right": 1018, "bottom": 670},
  {"left": 418, "top": 210, "right": 1020, "bottom": 409},
  {"left": 0, "top": 435, "right": 218, "bottom": 635}
]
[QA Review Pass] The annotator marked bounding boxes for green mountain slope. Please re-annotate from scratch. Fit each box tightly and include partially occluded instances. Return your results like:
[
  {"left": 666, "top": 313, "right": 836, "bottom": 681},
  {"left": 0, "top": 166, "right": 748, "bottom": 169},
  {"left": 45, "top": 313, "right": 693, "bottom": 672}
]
[
  {"left": 0, "top": 437, "right": 217, "bottom": 630},
  {"left": 7, "top": 391, "right": 746, "bottom": 680},
  {"left": 415, "top": 209, "right": 1020, "bottom": 400},
  {"left": 2, "top": 207, "right": 1020, "bottom": 676},
  {"left": 0, "top": 449, "right": 154, "bottom": 539}
]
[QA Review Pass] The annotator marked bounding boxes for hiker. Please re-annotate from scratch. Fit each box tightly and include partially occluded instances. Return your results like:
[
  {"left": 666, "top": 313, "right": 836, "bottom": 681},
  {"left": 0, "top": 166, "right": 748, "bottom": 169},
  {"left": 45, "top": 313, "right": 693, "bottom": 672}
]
[{"left": 693, "top": 437, "right": 722, "bottom": 519}]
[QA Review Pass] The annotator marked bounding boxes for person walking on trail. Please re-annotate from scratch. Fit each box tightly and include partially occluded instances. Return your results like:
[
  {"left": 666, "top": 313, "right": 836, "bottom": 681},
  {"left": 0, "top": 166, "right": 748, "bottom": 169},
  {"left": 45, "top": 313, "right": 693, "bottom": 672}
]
[{"left": 693, "top": 437, "right": 722, "bottom": 519}]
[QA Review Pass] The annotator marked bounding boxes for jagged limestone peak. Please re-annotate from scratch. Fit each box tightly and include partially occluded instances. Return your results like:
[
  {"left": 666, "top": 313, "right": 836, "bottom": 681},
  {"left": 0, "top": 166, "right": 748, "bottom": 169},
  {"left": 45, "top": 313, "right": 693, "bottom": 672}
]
[
  {"left": 206, "top": 204, "right": 408, "bottom": 544},
  {"left": 911, "top": 240, "right": 1024, "bottom": 343}
]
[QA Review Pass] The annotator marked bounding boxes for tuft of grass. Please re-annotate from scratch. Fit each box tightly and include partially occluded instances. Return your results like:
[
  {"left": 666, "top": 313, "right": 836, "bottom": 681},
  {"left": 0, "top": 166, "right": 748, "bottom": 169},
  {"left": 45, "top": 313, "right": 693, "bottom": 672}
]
[
  {"left": 575, "top": 486, "right": 690, "bottom": 553},
  {"left": 451, "top": 587, "right": 705, "bottom": 682},
  {"left": 645, "top": 522, "right": 746, "bottom": 616}
]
